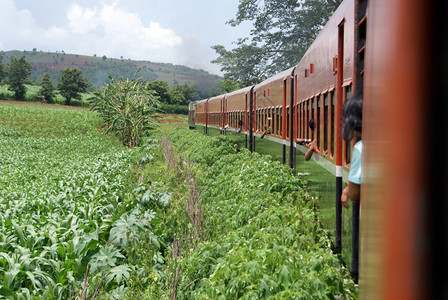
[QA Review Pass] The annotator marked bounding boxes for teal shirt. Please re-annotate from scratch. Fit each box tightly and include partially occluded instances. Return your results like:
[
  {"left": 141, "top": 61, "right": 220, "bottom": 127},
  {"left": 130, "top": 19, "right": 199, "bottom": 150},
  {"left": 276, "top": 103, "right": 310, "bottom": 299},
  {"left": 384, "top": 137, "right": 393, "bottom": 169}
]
[{"left": 348, "top": 140, "right": 363, "bottom": 184}]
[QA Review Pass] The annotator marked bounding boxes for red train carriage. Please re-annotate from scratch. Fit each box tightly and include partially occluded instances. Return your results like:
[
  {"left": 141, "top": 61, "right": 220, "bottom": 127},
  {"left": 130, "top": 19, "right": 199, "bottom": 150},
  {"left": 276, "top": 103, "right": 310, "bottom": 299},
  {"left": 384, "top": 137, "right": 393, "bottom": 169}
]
[
  {"left": 189, "top": 0, "right": 446, "bottom": 298},
  {"left": 224, "top": 86, "right": 252, "bottom": 132}
]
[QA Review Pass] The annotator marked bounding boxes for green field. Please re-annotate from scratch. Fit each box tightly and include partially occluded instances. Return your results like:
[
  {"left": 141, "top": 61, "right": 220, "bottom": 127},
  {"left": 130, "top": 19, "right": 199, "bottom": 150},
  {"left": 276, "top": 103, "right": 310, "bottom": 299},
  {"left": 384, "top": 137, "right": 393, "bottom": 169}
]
[{"left": 0, "top": 102, "right": 144, "bottom": 298}]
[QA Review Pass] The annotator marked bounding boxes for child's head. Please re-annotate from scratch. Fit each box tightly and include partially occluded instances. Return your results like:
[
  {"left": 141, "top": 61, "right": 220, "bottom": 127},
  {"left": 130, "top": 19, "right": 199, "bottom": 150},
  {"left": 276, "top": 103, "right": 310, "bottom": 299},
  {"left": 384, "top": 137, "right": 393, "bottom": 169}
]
[
  {"left": 342, "top": 93, "right": 363, "bottom": 141},
  {"left": 308, "top": 118, "right": 315, "bottom": 131}
]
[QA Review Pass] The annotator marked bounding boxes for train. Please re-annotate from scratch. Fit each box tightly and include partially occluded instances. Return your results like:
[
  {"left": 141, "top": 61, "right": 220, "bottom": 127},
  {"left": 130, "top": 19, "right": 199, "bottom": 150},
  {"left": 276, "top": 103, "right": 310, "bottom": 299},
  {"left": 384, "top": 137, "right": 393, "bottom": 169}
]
[{"left": 188, "top": 0, "right": 446, "bottom": 299}]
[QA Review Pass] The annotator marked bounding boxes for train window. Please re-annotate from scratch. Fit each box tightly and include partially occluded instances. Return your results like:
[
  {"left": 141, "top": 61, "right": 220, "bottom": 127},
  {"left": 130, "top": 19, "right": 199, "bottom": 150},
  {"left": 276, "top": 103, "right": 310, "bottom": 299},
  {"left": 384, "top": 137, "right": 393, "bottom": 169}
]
[
  {"left": 261, "top": 108, "right": 266, "bottom": 131},
  {"left": 333, "top": 55, "right": 338, "bottom": 74},
  {"left": 279, "top": 107, "right": 283, "bottom": 137},
  {"left": 317, "top": 97, "right": 321, "bottom": 150},
  {"left": 346, "top": 139, "right": 351, "bottom": 164},
  {"left": 303, "top": 102, "right": 306, "bottom": 138},
  {"left": 306, "top": 100, "right": 310, "bottom": 139},
  {"left": 344, "top": 85, "right": 352, "bottom": 164},
  {"left": 331, "top": 91, "right": 335, "bottom": 156},
  {"left": 276, "top": 108, "right": 280, "bottom": 136},
  {"left": 286, "top": 106, "right": 290, "bottom": 139},
  {"left": 324, "top": 93, "right": 329, "bottom": 152},
  {"left": 264, "top": 108, "right": 268, "bottom": 132},
  {"left": 346, "top": 84, "right": 352, "bottom": 100},
  {"left": 305, "top": 69, "right": 309, "bottom": 78},
  {"left": 271, "top": 108, "right": 275, "bottom": 135},
  {"left": 310, "top": 63, "right": 315, "bottom": 74}
]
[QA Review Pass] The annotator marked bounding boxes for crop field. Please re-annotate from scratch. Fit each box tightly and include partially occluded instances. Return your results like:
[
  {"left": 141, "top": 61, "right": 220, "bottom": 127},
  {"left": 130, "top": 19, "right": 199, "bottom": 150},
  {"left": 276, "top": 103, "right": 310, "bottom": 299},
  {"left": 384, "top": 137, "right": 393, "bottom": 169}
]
[
  {"left": 0, "top": 101, "right": 358, "bottom": 299},
  {"left": 0, "top": 102, "right": 147, "bottom": 298}
]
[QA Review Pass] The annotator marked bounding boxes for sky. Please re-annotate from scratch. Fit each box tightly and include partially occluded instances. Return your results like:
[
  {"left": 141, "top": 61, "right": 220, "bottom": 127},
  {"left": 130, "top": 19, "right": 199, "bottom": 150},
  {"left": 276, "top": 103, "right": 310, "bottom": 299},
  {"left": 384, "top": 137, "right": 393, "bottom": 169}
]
[{"left": 0, "top": 0, "right": 253, "bottom": 76}]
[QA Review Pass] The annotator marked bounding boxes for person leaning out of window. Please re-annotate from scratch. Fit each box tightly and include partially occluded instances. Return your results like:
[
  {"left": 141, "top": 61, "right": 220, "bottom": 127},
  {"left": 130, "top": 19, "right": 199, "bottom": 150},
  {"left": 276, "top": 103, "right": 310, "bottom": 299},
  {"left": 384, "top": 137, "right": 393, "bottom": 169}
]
[{"left": 340, "top": 93, "right": 363, "bottom": 208}]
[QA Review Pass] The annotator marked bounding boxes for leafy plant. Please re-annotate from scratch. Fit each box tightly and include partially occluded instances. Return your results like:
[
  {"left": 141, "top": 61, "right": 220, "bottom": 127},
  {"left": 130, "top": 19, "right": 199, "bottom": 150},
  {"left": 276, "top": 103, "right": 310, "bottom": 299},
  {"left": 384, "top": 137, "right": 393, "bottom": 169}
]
[{"left": 90, "top": 76, "right": 160, "bottom": 147}]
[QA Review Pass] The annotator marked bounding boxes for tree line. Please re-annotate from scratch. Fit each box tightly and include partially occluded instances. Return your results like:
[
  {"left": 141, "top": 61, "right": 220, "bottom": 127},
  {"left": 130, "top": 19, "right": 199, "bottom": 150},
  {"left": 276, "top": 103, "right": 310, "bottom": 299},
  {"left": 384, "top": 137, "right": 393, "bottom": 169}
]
[{"left": 0, "top": 54, "right": 200, "bottom": 108}]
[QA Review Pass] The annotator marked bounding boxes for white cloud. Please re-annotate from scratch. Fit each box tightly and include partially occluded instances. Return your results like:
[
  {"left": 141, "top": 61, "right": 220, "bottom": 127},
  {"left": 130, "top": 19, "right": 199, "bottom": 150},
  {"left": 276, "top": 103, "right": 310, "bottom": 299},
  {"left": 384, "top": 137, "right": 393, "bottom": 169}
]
[
  {"left": 67, "top": 4, "right": 98, "bottom": 34},
  {"left": 1, "top": 0, "right": 182, "bottom": 60},
  {"left": 66, "top": 2, "right": 182, "bottom": 52},
  {"left": 0, "top": 0, "right": 225, "bottom": 74}
]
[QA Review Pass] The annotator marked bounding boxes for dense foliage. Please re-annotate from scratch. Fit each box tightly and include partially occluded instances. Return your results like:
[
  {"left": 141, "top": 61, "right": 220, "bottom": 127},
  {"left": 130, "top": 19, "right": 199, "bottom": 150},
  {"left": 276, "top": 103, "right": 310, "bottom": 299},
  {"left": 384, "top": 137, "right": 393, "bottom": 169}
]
[
  {"left": 0, "top": 104, "right": 166, "bottom": 299},
  {"left": 90, "top": 76, "right": 159, "bottom": 147},
  {"left": 57, "top": 68, "right": 89, "bottom": 105},
  {"left": 152, "top": 128, "right": 358, "bottom": 299},
  {"left": 38, "top": 73, "right": 56, "bottom": 103},
  {"left": 4, "top": 56, "right": 32, "bottom": 100},
  {"left": 212, "top": 0, "right": 342, "bottom": 85},
  {"left": 0, "top": 102, "right": 357, "bottom": 299}
]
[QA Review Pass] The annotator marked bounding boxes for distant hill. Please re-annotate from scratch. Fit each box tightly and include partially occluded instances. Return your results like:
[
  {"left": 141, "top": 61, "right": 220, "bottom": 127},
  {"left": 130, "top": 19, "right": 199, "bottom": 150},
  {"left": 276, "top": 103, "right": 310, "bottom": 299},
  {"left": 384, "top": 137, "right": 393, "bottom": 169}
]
[{"left": 1, "top": 50, "right": 222, "bottom": 98}]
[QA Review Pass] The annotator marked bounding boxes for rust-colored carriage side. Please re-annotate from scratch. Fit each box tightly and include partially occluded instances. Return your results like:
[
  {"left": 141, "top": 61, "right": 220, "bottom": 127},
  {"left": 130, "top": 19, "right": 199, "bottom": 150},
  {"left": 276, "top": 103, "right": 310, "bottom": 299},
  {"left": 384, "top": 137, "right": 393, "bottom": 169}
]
[
  {"left": 225, "top": 86, "right": 252, "bottom": 131},
  {"left": 253, "top": 68, "right": 295, "bottom": 139}
]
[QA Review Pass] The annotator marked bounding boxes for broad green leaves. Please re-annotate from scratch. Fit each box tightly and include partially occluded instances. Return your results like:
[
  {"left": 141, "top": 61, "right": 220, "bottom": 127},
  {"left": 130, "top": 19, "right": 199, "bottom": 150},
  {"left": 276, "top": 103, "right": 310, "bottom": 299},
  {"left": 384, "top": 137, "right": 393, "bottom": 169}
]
[
  {"left": 0, "top": 104, "right": 162, "bottom": 299},
  {"left": 166, "top": 128, "right": 358, "bottom": 299},
  {"left": 90, "top": 76, "right": 159, "bottom": 147}
]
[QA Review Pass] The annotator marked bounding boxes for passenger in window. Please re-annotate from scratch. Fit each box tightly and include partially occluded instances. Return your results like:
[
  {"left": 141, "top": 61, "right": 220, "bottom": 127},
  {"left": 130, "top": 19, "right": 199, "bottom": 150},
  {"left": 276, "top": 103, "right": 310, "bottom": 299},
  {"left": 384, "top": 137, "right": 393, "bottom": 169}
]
[
  {"left": 340, "top": 93, "right": 363, "bottom": 208},
  {"left": 237, "top": 119, "right": 243, "bottom": 133},
  {"left": 297, "top": 119, "right": 319, "bottom": 160}
]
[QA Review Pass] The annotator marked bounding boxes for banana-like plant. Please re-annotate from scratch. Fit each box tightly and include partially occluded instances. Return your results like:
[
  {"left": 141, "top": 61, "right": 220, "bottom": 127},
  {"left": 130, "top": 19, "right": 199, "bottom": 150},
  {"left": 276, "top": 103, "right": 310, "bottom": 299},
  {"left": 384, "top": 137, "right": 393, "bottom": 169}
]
[{"left": 90, "top": 76, "right": 159, "bottom": 147}]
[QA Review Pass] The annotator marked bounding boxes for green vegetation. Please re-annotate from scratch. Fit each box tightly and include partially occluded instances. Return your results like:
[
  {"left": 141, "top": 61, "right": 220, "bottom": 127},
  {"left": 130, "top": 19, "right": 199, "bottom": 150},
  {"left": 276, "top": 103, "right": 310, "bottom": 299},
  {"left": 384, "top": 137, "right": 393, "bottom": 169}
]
[
  {"left": 212, "top": 0, "right": 343, "bottom": 85},
  {"left": 2, "top": 50, "right": 221, "bottom": 98},
  {"left": 38, "top": 73, "right": 56, "bottom": 103},
  {"left": 0, "top": 84, "right": 92, "bottom": 107},
  {"left": 0, "top": 102, "right": 357, "bottom": 299},
  {"left": 57, "top": 68, "right": 89, "bottom": 105},
  {"left": 0, "top": 103, "right": 167, "bottom": 299},
  {"left": 90, "top": 76, "right": 160, "bottom": 147},
  {"left": 4, "top": 56, "right": 32, "bottom": 100}
]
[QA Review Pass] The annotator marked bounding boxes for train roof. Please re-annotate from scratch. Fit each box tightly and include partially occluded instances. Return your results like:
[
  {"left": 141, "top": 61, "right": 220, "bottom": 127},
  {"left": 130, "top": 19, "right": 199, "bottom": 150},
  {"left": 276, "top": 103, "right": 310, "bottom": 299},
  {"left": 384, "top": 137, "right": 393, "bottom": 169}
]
[
  {"left": 225, "top": 86, "right": 253, "bottom": 98},
  {"left": 254, "top": 67, "right": 295, "bottom": 90}
]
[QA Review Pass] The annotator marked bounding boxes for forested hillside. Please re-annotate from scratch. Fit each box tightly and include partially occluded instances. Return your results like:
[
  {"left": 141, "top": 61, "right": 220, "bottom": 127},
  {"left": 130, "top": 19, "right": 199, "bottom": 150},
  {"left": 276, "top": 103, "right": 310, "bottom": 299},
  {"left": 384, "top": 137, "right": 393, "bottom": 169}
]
[{"left": 1, "top": 50, "right": 221, "bottom": 98}]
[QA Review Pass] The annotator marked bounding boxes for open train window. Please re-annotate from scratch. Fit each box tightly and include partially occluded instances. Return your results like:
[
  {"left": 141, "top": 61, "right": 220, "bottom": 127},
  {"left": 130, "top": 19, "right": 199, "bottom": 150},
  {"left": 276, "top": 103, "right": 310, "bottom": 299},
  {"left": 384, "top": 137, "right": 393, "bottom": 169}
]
[
  {"left": 279, "top": 107, "right": 283, "bottom": 137},
  {"left": 306, "top": 99, "right": 310, "bottom": 139},
  {"left": 303, "top": 102, "right": 306, "bottom": 138},
  {"left": 275, "top": 108, "right": 278, "bottom": 136},
  {"left": 264, "top": 108, "right": 268, "bottom": 133},
  {"left": 324, "top": 93, "right": 329, "bottom": 152},
  {"left": 331, "top": 91, "right": 335, "bottom": 156},
  {"left": 317, "top": 96, "right": 321, "bottom": 150},
  {"left": 344, "top": 84, "right": 353, "bottom": 164}
]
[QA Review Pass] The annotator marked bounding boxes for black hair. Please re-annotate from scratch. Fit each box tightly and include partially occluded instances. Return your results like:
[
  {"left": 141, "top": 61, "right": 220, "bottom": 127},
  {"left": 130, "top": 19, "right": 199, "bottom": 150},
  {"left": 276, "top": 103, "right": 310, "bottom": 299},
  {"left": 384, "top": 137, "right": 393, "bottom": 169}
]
[
  {"left": 341, "top": 93, "right": 363, "bottom": 141},
  {"left": 308, "top": 119, "right": 315, "bottom": 131}
]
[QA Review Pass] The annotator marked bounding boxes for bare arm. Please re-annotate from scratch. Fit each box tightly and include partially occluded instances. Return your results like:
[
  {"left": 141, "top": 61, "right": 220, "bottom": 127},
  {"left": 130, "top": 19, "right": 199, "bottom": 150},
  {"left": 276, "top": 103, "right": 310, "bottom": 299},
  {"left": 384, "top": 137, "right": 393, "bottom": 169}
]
[
  {"left": 304, "top": 140, "right": 317, "bottom": 161},
  {"left": 341, "top": 180, "right": 360, "bottom": 208}
]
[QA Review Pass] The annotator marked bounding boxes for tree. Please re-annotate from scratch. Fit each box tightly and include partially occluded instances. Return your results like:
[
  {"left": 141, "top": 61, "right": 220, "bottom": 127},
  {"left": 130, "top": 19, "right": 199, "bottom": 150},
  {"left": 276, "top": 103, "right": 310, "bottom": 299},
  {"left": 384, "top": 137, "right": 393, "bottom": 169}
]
[
  {"left": 57, "top": 68, "right": 89, "bottom": 105},
  {"left": 38, "top": 73, "right": 55, "bottom": 103},
  {"left": 216, "top": 79, "right": 241, "bottom": 95},
  {"left": 147, "top": 80, "right": 170, "bottom": 103},
  {"left": 169, "top": 84, "right": 199, "bottom": 105},
  {"left": 0, "top": 53, "right": 4, "bottom": 83},
  {"left": 212, "top": 0, "right": 342, "bottom": 86},
  {"left": 5, "top": 56, "right": 32, "bottom": 100},
  {"left": 90, "top": 76, "right": 159, "bottom": 147}
]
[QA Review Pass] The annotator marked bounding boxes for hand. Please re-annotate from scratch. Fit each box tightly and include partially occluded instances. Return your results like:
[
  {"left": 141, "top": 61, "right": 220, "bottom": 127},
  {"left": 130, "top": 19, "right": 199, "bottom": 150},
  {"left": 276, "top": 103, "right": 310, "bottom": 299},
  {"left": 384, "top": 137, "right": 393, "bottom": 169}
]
[{"left": 341, "top": 187, "right": 349, "bottom": 209}]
